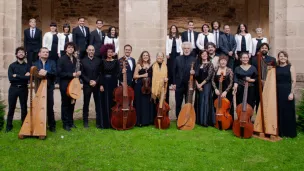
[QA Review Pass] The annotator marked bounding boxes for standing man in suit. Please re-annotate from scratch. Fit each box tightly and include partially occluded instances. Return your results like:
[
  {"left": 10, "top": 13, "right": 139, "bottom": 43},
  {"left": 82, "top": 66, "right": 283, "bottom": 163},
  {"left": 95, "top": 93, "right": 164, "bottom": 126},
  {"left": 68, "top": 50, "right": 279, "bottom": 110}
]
[
  {"left": 172, "top": 42, "right": 196, "bottom": 117},
  {"left": 24, "top": 18, "right": 42, "bottom": 67},
  {"left": 219, "top": 24, "right": 236, "bottom": 70},
  {"left": 90, "top": 20, "right": 106, "bottom": 58},
  {"left": 118, "top": 44, "right": 136, "bottom": 87},
  {"left": 33, "top": 47, "right": 57, "bottom": 132},
  {"left": 72, "top": 17, "right": 90, "bottom": 59},
  {"left": 181, "top": 21, "right": 199, "bottom": 57},
  {"left": 211, "top": 21, "right": 224, "bottom": 55}
]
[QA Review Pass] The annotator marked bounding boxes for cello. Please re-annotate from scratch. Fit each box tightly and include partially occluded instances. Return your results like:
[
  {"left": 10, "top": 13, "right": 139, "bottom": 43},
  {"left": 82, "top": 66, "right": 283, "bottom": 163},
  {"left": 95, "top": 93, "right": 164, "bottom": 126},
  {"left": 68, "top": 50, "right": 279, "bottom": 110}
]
[
  {"left": 154, "top": 81, "right": 170, "bottom": 129},
  {"left": 214, "top": 72, "right": 232, "bottom": 130},
  {"left": 67, "top": 53, "right": 82, "bottom": 103},
  {"left": 177, "top": 63, "right": 196, "bottom": 130},
  {"left": 141, "top": 68, "right": 151, "bottom": 94},
  {"left": 111, "top": 58, "right": 137, "bottom": 130},
  {"left": 233, "top": 81, "right": 254, "bottom": 138}
]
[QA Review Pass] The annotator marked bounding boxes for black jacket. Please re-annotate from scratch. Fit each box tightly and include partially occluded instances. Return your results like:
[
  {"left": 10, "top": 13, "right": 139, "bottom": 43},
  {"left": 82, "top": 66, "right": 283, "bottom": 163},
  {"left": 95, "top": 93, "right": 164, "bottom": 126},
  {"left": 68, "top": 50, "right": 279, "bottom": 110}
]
[
  {"left": 24, "top": 28, "right": 42, "bottom": 52},
  {"left": 219, "top": 33, "right": 237, "bottom": 56},
  {"left": 80, "top": 56, "right": 101, "bottom": 87},
  {"left": 173, "top": 55, "right": 196, "bottom": 86},
  {"left": 33, "top": 59, "right": 57, "bottom": 89},
  {"left": 181, "top": 30, "right": 199, "bottom": 49},
  {"left": 57, "top": 55, "right": 77, "bottom": 90},
  {"left": 89, "top": 29, "right": 106, "bottom": 57},
  {"left": 72, "top": 26, "right": 90, "bottom": 51},
  {"left": 118, "top": 57, "right": 136, "bottom": 87}
]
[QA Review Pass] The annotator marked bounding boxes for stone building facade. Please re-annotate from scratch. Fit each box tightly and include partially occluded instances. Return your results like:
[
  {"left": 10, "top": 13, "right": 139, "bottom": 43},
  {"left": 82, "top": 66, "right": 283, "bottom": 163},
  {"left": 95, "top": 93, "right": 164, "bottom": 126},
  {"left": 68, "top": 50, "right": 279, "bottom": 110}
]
[{"left": 0, "top": 0, "right": 303, "bottom": 120}]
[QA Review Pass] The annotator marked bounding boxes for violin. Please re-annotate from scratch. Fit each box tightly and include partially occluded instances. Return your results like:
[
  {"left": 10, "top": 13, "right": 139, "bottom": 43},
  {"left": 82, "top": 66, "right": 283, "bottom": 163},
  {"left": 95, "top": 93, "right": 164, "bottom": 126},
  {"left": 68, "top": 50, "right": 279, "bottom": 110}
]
[
  {"left": 233, "top": 81, "right": 254, "bottom": 138},
  {"left": 177, "top": 63, "right": 196, "bottom": 130},
  {"left": 154, "top": 81, "right": 170, "bottom": 129},
  {"left": 67, "top": 53, "right": 82, "bottom": 103},
  {"left": 141, "top": 68, "right": 151, "bottom": 94},
  {"left": 214, "top": 72, "right": 232, "bottom": 130},
  {"left": 111, "top": 58, "right": 137, "bottom": 130}
]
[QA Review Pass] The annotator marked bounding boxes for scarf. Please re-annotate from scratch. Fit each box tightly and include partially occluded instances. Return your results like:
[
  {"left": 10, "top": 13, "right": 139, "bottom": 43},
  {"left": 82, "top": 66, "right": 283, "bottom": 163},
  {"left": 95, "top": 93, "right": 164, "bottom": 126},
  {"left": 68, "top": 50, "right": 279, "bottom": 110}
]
[{"left": 151, "top": 62, "right": 168, "bottom": 101}]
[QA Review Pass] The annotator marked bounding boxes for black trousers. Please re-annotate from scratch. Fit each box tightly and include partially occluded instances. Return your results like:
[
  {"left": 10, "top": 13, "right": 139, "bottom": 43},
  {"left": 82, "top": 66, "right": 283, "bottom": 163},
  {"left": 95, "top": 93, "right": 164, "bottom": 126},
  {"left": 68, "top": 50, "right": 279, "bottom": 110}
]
[
  {"left": 47, "top": 88, "right": 56, "bottom": 128},
  {"left": 60, "top": 87, "right": 75, "bottom": 127},
  {"left": 83, "top": 85, "right": 102, "bottom": 125},
  {"left": 227, "top": 55, "right": 235, "bottom": 71},
  {"left": 175, "top": 82, "right": 189, "bottom": 118},
  {"left": 27, "top": 51, "right": 38, "bottom": 67},
  {"left": 6, "top": 85, "right": 28, "bottom": 128}
]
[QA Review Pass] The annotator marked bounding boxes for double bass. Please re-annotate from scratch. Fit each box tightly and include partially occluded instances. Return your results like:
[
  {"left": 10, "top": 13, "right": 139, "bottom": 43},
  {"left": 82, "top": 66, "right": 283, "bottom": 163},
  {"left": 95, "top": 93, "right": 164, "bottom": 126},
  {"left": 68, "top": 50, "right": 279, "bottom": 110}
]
[
  {"left": 19, "top": 66, "right": 47, "bottom": 140},
  {"left": 141, "top": 68, "right": 151, "bottom": 94},
  {"left": 111, "top": 58, "right": 137, "bottom": 130},
  {"left": 214, "top": 72, "right": 232, "bottom": 130},
  {"left": 154, "top": 81, "right": 170, "bottom": 129},
  {"left": 67, "top": 53, "right": 82, "bottom": 103},
  {"left": 233, "top": 81, "right": 254, "bottom": 138},
  {"left": 177, "top": 63, "right": 196, "bottom": 130}
]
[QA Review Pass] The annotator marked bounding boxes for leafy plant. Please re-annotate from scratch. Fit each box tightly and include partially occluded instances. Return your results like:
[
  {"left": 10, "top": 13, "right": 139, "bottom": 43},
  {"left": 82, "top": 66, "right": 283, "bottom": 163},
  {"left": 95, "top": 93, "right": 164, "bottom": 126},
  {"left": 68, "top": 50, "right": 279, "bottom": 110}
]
[
  {"left": 296, "top": 89, "right": 304, "bottom": 132},
  {"left": 0, "top": 99, "right": 5, "bottom": 131}
]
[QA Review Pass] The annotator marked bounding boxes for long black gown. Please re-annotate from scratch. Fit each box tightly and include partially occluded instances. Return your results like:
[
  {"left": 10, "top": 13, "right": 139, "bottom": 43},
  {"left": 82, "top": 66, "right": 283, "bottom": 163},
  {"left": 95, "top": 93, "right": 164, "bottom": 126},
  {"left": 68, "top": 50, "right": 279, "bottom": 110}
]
[
  {"left": 100, "top": 59, "right": 119, "bottom": 128},
  {"left": 49, "top": 34, "right": 59, "bottom": 62},
  {"left": 212, "top": 68, "right": 234, "bottom": 120},
  {"left": 276, "top": 64, "right": 297, "bottom": 138},
  {"left": 134, "top": 68, "right": 155, "bottom": 126},
  {"left": 194, "top": 62, "right": 215, "bottom": 126},
  {"left": 234, "top": 65, "right": 257, "bottom": 108}
]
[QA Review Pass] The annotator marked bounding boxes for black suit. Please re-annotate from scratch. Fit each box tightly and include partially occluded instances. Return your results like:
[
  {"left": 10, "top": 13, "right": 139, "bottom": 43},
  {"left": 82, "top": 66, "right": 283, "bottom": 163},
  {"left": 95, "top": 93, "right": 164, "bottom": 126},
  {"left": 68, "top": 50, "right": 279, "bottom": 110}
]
[
  {"left": 219, "top": 33, "right": 236, "bottom": 69},
  {"left": 33, "top": 59, "right": 57, "bottom": 129},
  {"left": 57, "top": 55, "right": 77, "bottom": 128},
  {"left": 211, "top": 30, "right": 224, "bottom": 55},
  {"left": 118, "top": 57, "right": 136, "bottom": 87},
  {"left": 72, "top": 26, "right": 90, "bottom": 59},
  {"left": 80, "top": 56, "right": 102, "bottom": 126},
  {"left": 173, "top": 55, "right": 196, "bottom": 117},
  {"left": 181, "top": 30, "right": 199, "bottom": 56},
  {"left": 90, "top": 29, "right": 106, "bottom": 58},
  {"left": 24, "top": 28, "right": 42, "bottom": 66}
]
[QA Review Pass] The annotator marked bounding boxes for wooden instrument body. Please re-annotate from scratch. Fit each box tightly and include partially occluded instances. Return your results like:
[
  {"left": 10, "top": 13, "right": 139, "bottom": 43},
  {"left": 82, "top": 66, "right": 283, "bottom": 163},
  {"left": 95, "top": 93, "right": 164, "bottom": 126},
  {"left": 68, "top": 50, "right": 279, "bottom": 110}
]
[
  {"left": 214, "top": 72, "right": 232, "bottom": 130},
  {"left": 141, "top": 77, "right": 151, "bottom": 94},
  {"left": 19, "top": 66, "right": 47, "bottom": 140},
  {"left": 214, "top": 98, "right": 232, "bottom": 130},
  {"left": 67, "top": 56, "right": 81, "bottom": 100},
  {"left": 111, "top": 58, "right": 137, "bottom": 130},
  {"left": 177, "top": 63, "right": 196, "bottom": 130},
  {"left": 154, "top": 81, "right": 170, "bottom": 129},
  {"left": 67, "top": 78, "right": 82, "bottom": 99},
  {"left": 233, "top": 103, "right": 253, "bottom": 138}
]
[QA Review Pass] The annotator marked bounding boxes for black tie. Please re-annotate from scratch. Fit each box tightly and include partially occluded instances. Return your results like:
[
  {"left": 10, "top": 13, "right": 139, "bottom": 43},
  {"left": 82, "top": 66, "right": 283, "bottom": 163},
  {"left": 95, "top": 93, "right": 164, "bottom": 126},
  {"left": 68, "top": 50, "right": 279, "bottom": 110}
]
[
  {"left": 82, "top": 26, "right": 86, "bottom": 37},
  {"left": 99, "top": 31, "right": 102, "bottom": 40},
  {"left": 65, "top": 34, "right": 69, "bottom": 44},
  {"left": 189, "top": 31, "right": 192, "bottom": 43},
  {"left": 31, "top": 29, "right": 34, "bottom": 38},
  {"left": 204, "top": 35, "right": 208, "bottom": 48}
]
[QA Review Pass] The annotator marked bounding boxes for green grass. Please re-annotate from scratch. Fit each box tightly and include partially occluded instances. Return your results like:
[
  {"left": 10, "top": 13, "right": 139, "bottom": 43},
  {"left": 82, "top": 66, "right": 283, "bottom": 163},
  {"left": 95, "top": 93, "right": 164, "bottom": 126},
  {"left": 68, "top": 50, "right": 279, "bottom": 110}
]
[{"left": 1, "top": 120, "right": 304, "bottom": 171}]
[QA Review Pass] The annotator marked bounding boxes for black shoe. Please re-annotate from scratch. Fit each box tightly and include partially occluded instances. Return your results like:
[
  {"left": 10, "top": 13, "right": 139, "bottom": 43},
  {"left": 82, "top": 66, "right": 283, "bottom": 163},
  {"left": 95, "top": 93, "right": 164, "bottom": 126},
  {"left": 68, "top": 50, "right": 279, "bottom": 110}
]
[
  {"left": 5, "top": 127, "right": 13, "bottom": 133},
  {"left": 63, "top": 126, "right": 71, "bottom": 132},
  {"left": 70, "top": 124, "right": 77, "bottom": 128},
  {"left": 49, "top": 127, "right": 56, "bottom": 132},
  {"left": 84, "top": 122, "right": 89, "bottom": 128}
]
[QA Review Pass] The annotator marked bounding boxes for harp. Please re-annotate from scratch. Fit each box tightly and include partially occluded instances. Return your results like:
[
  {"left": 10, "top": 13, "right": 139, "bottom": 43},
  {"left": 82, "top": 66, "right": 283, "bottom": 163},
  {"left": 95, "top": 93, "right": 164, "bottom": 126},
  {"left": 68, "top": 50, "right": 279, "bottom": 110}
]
[
  {"left": 253, "top": 53, "right": 280, "bottom": 141},
  {"left": 18, "top": 66, "right": 47, "bottom": 140}
]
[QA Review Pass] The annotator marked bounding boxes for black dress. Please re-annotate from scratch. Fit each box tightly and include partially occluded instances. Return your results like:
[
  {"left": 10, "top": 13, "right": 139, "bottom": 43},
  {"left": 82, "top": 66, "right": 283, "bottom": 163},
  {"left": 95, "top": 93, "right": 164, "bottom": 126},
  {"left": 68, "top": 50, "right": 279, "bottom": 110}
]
[
  {"left": 100, "top": 59, "right": 119, "bottom": 128},
  {"left": 134, "top": 68, "right": 155, "bottom": 126},
  {"left": 50, "top": 34, "right": 59, "bottom": 62},
  {"left": 194, "top": 62, "right": 215, "bottom": 126},
  {"left": 276, "top": 65, "right": 297, "bottom": 138},
  {"left": 168, "top": 37, "right": 180, "bottom": 85},
  {"left": 234, "top": 65, "right": 257, "bottom": 108}
]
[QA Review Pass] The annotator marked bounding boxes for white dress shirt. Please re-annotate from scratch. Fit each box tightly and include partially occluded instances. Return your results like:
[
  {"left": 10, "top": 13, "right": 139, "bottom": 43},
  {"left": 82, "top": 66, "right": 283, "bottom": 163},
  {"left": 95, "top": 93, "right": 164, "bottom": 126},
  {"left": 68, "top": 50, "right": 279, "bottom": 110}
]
[
  {"left": 196, "top": 33, "right": 215, "bottom": 50},
  {"left": 125, "top": 56, "right": 133, "bottom": 71},
  {"left": 30, "top": 28, "right": 36, "bottom": 38},
  {"left": 213, "top": 30, "right": 220, "bottom": 48},
  {"left": 187, "top": 30, "right": 196, "bottom": 49},
  {"left": 79, "top": 26, "right": 86, "bottom": 37}
]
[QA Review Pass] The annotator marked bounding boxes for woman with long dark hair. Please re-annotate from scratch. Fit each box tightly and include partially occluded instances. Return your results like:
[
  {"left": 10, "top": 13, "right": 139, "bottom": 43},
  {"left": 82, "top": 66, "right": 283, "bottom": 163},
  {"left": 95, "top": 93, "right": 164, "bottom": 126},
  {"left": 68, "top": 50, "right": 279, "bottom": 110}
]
[
  {"left": 133, "top": 51, "right": 155, "bottom": 126},
  {"left": 104, "top": 26, "right": 119, "bottom": 58},
  {"left": 58, "top": 23, "right": 73, "bottom": 57},
  {"left": 43, "top": 22, "right": 59, "bottom": 62},
  {"left": 196, "top": 24, "right": 215, "bottom": 51},
  {"left": 194, "top": 50, "right": 215, "bottom": 127}
]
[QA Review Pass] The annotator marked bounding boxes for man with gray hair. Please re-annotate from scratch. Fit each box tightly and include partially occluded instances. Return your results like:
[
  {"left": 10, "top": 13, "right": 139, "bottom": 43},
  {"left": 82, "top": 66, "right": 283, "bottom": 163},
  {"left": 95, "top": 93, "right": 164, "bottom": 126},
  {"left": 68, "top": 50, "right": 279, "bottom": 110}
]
[{"left": 172, "top": 42, "right": 196, "bottom": 117}]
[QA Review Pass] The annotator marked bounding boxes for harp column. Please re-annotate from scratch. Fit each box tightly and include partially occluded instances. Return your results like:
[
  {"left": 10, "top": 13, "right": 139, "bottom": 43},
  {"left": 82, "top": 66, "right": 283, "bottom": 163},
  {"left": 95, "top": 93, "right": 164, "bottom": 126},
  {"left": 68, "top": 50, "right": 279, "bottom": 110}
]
[{"left": 119, "top": 0, "right": 168, "bottom": 62}]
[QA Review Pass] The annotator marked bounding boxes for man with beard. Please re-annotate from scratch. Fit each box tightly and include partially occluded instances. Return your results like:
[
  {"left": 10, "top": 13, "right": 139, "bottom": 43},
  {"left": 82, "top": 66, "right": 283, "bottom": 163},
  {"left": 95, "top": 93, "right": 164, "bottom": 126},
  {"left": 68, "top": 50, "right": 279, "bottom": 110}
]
[
  {"left": 172, "top": 42, "right": 196, "bottom": 117},
  {"left": 33, "top": 47, "right": 57, "bottom": 132},
  {"left": 251, "top": 43, "right": 276, "bottom": 111},
  {"left": 206, "top": 42, "right": 219, "bottom": 69},
  {"left": 6, "top": 47, "right": 30, "bottom": 132}
]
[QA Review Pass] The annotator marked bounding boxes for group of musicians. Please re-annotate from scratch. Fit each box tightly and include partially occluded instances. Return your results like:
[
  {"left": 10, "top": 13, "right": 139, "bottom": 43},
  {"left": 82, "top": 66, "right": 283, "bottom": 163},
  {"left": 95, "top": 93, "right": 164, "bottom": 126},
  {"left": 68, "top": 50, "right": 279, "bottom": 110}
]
[{"left": 5, "top": 18, "right": 297, "bottom": 138}]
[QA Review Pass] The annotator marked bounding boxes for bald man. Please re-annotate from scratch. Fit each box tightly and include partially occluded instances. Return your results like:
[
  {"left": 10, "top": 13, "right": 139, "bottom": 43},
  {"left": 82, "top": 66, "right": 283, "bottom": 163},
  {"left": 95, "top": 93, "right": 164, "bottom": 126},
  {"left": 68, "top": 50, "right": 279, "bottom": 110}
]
[{"left": 80, "top": 45, "right": 102, "bottom": 128}]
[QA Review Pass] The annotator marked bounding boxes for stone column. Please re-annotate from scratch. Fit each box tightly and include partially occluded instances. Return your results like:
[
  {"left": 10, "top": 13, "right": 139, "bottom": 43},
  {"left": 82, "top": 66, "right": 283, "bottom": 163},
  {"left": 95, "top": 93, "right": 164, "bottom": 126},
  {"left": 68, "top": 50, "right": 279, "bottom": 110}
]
[{"left": 119, "top": 0, "right": 168, "bottom": 61}]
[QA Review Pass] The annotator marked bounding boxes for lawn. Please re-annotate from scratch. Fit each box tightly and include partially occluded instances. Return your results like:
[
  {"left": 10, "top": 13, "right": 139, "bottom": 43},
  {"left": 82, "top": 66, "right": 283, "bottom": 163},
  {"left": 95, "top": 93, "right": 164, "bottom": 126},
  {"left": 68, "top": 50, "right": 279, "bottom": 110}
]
[{"left": 0, "top": 120, "right": 304, "bottom": 171}]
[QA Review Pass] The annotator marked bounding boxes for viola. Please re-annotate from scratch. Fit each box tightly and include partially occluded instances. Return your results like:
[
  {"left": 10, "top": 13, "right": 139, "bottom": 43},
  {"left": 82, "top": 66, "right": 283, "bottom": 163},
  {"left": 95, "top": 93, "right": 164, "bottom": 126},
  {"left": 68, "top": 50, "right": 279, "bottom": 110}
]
[
  {"left": 233, "top": 81, "right": 254, "bottom": 138},
  {"left": 111, "top": 58, "right": 137, "bottom": 130},
  {"left": 214, "top": 72, "right": 233, "bottom": 130},
  {"left": 177, "top": 63, "right": 196, "bottom": 130},
  {"left": 141, "top": 68, "right": 151, "bottom": 94},
  {"left": 154, "top": 81, "right": 170, "bottom": 129}
]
